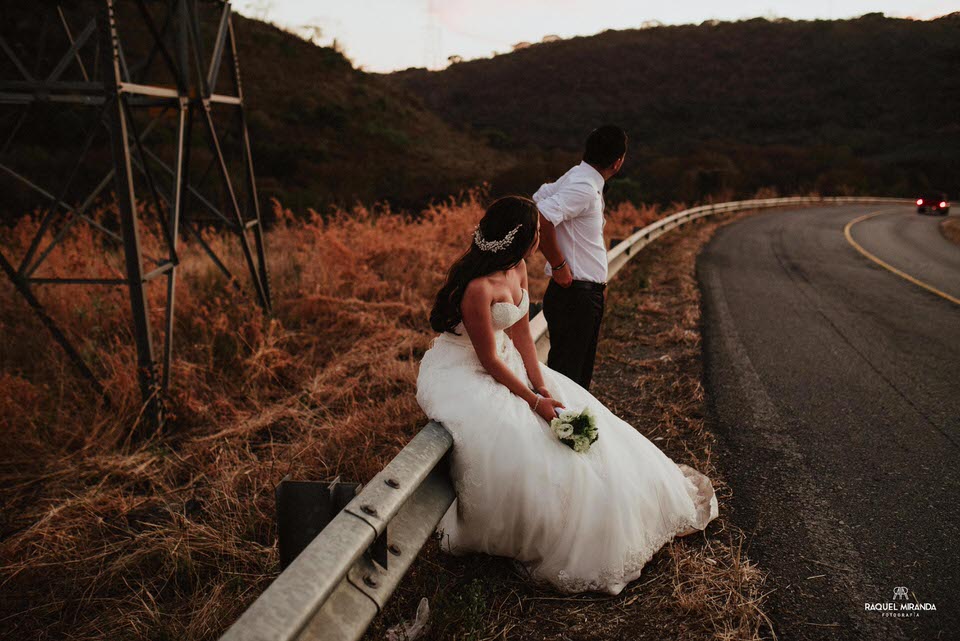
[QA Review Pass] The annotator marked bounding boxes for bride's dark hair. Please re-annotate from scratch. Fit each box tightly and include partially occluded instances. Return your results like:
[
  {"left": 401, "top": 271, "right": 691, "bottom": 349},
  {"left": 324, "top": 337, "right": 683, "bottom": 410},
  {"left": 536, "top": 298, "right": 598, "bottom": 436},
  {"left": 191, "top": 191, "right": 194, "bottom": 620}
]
[{"left": 430, "top": 196, "right": 539, "bottom": 334}]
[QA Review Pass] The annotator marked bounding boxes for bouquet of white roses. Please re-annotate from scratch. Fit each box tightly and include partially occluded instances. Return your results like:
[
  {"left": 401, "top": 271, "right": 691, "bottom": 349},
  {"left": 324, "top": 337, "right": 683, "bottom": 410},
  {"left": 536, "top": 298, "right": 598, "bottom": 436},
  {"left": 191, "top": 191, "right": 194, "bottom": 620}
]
[{"left": 550, "top": 407, "right": 598, "bottom": 453}]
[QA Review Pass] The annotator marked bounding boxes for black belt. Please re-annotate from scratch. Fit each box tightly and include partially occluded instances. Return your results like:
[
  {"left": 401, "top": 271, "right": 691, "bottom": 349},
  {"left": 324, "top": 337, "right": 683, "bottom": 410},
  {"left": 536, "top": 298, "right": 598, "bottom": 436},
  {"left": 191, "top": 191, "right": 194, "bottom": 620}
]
[{"left": 565, "top": 279, "right": 606, "bottom": 292}]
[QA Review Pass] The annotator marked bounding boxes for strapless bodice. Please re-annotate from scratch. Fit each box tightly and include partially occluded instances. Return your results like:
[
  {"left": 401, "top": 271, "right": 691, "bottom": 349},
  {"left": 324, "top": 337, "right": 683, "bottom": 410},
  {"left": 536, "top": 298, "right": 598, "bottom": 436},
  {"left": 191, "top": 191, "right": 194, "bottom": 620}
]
[
  {"left": 446, "top": 288, "right": 529, "bottom": 338},
  {"left": 489, "top": 288, "right": 529, "bottom": 331}
]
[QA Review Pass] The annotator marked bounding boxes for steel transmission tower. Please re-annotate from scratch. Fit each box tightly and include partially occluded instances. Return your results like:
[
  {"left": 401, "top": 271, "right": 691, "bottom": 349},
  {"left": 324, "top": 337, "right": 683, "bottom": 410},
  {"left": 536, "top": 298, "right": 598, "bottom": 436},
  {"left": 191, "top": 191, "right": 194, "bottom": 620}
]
[{"left": 0, "top": 0, "right": 272, "bottom": 431}]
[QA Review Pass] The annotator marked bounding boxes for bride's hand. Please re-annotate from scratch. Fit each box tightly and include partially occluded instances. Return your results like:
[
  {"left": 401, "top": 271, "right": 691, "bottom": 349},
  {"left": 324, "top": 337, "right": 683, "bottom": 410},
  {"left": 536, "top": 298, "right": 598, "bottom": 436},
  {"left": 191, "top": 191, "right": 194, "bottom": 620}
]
[
  {"left": 533, "top": 396, "right": 564, "bottom": 423},
  {"left": 535, "top": 385, "right": 552, "bottom": 398}
]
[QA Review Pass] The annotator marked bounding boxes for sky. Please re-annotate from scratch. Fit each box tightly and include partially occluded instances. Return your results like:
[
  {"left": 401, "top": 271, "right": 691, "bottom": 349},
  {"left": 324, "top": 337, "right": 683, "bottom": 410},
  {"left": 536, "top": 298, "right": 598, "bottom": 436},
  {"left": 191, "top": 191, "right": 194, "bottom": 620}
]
[{"left": 233, "top": 1, "right": 957, "bottom": 72}]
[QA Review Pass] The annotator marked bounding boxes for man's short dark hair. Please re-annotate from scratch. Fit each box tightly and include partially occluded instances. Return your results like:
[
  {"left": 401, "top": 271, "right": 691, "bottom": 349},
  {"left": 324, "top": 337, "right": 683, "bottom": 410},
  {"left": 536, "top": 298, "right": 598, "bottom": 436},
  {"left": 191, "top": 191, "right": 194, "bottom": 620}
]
[{"left": 583, "top": 125, "right": 627, "bottom": 169}]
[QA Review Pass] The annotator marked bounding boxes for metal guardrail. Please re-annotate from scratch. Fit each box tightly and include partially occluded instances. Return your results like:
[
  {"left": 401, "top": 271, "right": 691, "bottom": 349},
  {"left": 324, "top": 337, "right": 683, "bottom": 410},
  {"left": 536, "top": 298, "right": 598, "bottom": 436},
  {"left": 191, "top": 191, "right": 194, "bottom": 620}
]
[
  {"left": 219, "top": 195, "right": 910, "bottom": 641},
  {"left": 221, "top": 421, "right": 454, "bottom": 641}
]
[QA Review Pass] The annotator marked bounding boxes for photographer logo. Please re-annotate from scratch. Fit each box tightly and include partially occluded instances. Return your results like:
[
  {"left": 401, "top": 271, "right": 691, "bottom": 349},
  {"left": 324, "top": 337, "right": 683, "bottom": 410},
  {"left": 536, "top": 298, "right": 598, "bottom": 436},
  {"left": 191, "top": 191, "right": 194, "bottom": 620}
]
[{"left": 864, "top": 586, "right": 936, "bottom": 618}]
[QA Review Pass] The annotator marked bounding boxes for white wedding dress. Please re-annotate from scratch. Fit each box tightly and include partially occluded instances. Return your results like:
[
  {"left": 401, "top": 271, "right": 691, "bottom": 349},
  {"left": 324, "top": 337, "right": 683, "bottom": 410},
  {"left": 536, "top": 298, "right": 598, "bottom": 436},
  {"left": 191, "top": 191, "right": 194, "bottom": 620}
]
[{"left": 416, "top": 288, "right": 718, "bottom": 595}]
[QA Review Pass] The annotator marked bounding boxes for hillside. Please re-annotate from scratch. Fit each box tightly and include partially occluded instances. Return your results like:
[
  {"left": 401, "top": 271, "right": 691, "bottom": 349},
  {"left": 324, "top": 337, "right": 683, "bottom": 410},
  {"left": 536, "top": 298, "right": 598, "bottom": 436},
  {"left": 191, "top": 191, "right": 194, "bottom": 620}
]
[
  {"left": 391, "top": 13, "right": 960, "bottom": 204},
  {"left": 232, "top": 16, "right": 510, "bottom": 211},
  {"left": 3, "top": 10, "right": 958, "bottom": 218}
]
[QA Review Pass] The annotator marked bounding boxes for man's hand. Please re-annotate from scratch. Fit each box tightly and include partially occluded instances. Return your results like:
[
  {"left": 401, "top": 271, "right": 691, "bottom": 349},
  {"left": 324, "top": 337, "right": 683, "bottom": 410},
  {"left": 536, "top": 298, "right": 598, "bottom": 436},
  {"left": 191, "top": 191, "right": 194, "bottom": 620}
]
[
  {"left": 552, "top": 262, "right": 573, "bottom": 287},
  {"left": 537, "top": 212, "right": 573, "bottom": 287}
]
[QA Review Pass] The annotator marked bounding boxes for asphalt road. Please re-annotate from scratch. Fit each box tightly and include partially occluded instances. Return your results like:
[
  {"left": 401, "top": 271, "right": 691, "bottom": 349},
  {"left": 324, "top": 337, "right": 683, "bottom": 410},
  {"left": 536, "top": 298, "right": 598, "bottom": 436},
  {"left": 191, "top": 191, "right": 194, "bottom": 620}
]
[{"left": 698, "top": 205, "right": 960, "bottom": 640}]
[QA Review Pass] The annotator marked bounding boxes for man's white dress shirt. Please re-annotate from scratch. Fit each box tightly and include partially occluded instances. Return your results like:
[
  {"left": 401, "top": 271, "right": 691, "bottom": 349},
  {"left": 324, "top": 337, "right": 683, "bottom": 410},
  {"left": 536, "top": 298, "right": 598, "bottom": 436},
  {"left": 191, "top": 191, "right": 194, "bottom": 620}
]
[{"left": 532, "top": 161, "right": 607, "bottom": 284}]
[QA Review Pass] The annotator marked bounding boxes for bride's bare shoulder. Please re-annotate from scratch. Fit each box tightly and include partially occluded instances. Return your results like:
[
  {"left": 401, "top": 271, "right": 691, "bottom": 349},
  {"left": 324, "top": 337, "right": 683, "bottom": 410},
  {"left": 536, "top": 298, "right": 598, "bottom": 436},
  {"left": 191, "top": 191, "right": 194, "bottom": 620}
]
[{"left": 461, "top": 277, "right": 494, "bottom": 311}]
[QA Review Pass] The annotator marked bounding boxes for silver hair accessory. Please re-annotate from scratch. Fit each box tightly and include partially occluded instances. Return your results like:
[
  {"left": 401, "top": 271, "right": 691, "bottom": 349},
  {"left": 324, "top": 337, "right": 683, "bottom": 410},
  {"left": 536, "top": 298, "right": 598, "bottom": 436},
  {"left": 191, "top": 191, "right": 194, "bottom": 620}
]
[{"left": 473, "top": 222, "right": 523, "bottom": 252}]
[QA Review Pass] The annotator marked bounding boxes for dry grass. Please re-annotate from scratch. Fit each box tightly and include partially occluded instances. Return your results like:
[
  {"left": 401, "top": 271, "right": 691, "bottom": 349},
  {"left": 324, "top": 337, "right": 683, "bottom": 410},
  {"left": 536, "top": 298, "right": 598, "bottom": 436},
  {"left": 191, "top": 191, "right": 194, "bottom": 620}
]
[
  {"left": 364, "top": 209, "right": 776, "bottom": 641},
  {"left": 0, "top": 190, "right": 670, "bottom": 640}
]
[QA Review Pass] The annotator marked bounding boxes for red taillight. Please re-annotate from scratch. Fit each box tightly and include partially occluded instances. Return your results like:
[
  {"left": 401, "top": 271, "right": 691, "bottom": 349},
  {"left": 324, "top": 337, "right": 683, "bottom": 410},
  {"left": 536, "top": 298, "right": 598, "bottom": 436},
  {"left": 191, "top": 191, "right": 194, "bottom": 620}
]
[
  {"left": 940, "top": 201, "right": 947, "bottom": 208},
  {"left": 917, "top": 199, "right": 924, "bottom": 205}
]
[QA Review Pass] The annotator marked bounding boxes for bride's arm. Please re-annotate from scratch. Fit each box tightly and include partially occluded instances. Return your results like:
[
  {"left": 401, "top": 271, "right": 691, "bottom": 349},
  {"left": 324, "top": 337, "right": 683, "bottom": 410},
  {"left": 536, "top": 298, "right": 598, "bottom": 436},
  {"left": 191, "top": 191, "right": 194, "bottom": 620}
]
[
  {"left": 505, "top": 262, "right": 548, "bottom": 394},
  {"left": 462, "top": 279, "right": 550, "bottom": 414}
]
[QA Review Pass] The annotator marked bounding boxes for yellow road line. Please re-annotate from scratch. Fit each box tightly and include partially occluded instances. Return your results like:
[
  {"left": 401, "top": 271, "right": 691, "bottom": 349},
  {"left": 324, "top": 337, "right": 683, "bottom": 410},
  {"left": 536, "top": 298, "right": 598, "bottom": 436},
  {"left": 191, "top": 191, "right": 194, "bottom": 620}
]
[{"left": 843, "top": 209, "right": 960, "bottom": 306}]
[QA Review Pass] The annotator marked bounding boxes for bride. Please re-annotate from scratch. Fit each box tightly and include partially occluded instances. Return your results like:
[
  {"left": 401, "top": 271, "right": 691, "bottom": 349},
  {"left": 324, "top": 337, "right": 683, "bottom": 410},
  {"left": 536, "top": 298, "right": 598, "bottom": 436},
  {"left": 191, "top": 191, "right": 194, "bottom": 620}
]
[{"left": 416, "top": 195, "right": 718, "bottom": 595}]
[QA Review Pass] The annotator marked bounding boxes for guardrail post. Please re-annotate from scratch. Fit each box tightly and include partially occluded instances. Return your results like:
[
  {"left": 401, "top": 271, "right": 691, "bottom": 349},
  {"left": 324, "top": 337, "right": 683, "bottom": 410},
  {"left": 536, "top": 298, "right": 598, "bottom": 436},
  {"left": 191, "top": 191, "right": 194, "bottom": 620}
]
[{"left": 276, "top": 477, "right": 360, "bottom": 571}]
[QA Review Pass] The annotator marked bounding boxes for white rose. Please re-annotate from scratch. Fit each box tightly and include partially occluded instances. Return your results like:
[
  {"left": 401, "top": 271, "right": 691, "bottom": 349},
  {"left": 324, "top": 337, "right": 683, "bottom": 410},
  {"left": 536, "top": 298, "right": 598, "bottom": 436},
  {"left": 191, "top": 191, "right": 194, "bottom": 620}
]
[{"left": 555, "top": 423, "right": 574, "bottom": 439}]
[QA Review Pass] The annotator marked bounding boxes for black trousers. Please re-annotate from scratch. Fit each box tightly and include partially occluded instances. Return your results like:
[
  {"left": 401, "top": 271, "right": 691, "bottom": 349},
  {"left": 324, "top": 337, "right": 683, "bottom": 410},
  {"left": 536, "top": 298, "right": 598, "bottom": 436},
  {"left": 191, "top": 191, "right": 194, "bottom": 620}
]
[{"left": 542, "top": 280, "right": 605, "bottom": 390}]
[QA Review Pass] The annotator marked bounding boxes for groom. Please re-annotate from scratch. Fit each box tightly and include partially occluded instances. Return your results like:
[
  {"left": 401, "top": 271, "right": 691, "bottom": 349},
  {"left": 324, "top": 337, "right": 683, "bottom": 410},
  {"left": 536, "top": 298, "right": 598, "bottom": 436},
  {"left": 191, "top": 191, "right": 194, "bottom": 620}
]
[{"left": 534, "top": 125, "right": 627, "bottom": 390}]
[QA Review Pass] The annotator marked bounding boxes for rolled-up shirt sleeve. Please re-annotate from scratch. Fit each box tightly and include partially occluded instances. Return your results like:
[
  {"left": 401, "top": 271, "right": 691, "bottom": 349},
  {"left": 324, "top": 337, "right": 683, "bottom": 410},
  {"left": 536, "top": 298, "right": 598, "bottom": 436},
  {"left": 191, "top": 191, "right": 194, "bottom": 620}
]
[
  {"left": 533, "top": 180, "right": 560, "bottom": 203},
  {"left": 534, "top": 180, "right": 596, "bottom": 226}
]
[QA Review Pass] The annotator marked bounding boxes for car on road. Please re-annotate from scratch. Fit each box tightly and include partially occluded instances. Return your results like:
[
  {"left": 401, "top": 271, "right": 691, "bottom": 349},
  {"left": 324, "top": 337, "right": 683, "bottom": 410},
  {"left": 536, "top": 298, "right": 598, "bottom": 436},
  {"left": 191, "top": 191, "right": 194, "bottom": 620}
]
[{"left": 916, "top": 192, "right": 950, "bottom": 215}]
